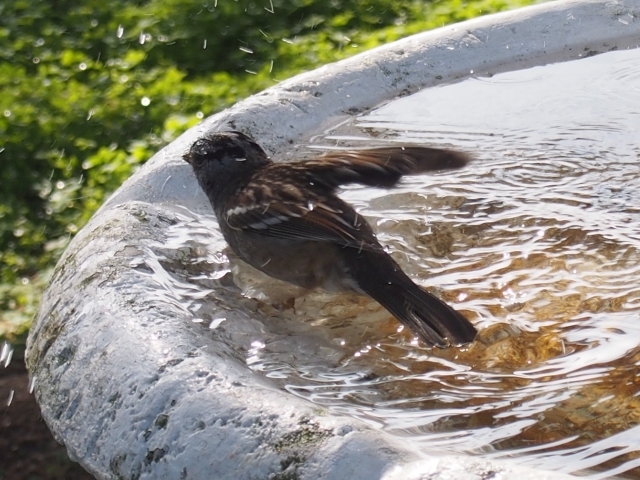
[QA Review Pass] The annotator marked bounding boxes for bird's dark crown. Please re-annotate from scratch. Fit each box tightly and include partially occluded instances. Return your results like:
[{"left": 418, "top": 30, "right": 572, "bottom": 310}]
[
  {"left": 183, "top": 131, "right": 268, "bottom": 168},
  {"left": 183, "top": 131, "right": 271, "bottom": 208}
]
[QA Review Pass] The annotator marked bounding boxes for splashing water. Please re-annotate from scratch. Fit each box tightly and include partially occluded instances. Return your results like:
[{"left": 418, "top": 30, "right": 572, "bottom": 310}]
[{"left": 143, "top": 48, "right": 640, "bottom": 478}]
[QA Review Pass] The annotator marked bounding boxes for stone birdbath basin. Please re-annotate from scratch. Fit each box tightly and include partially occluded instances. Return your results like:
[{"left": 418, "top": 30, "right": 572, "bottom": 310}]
[{"left": 27, "top": 0, "right": 640, "bottom": 478}]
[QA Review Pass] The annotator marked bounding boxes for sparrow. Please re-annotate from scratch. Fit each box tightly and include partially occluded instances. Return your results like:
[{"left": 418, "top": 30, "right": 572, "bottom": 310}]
[{"left": 183, "top": 131, "right": 477, "bottom": 347}]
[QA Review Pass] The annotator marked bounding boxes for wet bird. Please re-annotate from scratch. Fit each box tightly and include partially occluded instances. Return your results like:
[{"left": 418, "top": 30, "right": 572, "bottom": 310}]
[{"left": 183, "top": 131, "right": 477, "bottom": 347}]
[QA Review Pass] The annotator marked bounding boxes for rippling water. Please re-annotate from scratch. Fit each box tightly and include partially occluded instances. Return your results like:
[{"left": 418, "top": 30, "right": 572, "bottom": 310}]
[{"left": 151, "top": 48, "right": 640, "bottom": 478}]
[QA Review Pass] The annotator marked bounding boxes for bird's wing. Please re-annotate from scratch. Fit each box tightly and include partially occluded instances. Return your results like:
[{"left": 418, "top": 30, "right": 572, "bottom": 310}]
[
  {"left": 223, "top": 182, "right": 383, "bottom": 252},
  {"left": 302, "top": 146, "right": 471, "bottom": 188}
]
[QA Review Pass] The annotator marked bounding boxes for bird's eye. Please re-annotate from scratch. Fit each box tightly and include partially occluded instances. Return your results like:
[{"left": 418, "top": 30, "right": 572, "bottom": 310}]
[
  {"left": 193, "top": 155, "right": 206, "bottom": 168},
  {"left": 226, "top": 146, "right": 246, "bottom": 160}
]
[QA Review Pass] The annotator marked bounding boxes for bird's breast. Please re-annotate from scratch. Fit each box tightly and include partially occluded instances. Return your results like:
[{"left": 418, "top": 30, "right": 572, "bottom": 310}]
[{"left": 223, "top": 230, "right": 355, "bottom": 292}]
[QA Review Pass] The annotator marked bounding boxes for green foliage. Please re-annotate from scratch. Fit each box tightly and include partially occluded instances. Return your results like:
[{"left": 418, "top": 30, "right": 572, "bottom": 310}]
[{"left": 0, "top": 0, "right": 540, "bottom": 343}]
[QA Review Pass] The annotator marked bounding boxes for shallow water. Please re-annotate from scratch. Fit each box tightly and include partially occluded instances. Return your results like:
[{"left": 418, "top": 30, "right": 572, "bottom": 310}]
[{"left": 151, "top": 48, "right": 640, "bottom": 478}]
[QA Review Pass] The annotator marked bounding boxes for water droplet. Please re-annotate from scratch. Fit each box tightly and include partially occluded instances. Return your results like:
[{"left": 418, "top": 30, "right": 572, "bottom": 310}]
[
  {"left": 1, "top": 342, "right": 14, "bottom": 367},
  {"left": 209, "top": 318, "right": 226, "bottom": 329}
]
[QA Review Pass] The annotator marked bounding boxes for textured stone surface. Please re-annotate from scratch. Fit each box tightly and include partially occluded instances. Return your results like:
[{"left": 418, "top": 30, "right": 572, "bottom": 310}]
[{"left": 27, "top": 0, "right": 639, "bottom": 478}]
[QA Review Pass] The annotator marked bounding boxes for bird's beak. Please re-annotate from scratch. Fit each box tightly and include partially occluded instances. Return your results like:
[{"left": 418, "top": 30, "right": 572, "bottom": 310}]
[{"left": 182, "top": 152, "right": 192, "bottom": 165}]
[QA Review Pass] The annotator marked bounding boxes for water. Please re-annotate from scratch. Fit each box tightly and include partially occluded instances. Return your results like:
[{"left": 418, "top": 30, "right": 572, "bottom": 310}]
[{"left": 147, "top": 48, "right": 640, "bottom": 478}]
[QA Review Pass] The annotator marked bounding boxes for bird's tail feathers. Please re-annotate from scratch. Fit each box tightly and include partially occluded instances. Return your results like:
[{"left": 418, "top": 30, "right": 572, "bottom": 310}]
[{"left": 348, "top": 252, "right": 477, "bottom": 347}]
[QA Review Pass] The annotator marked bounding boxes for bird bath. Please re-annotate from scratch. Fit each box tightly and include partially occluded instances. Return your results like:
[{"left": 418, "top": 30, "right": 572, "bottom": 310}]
[{"left": 27, "top": 0, "right": 640, "bottom": 479}]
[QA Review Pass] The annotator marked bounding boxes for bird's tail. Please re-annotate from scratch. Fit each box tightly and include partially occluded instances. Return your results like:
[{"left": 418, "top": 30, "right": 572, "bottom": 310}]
[{"left": 344, "top": 250, "right": 477, "bottom": 347}]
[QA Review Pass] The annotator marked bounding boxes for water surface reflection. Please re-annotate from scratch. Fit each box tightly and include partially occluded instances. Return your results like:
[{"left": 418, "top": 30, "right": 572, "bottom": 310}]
[{"left": 149, "top": 48, "right": 640, "bottom": 478}]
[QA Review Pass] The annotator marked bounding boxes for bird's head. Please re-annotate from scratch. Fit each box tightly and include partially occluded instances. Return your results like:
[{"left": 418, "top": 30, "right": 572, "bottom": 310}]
[{"left": 183, "top": 131, "right": 271, "bottom": 205}]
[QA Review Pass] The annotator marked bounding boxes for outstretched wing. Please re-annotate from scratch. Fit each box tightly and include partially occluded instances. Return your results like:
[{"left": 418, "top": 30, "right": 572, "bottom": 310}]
[
  {"left": 222, "top": 145, "right": 469, "bottom": 250},
  {"left": 302, "top": 146, "right": 471, "bottom": 189}
]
